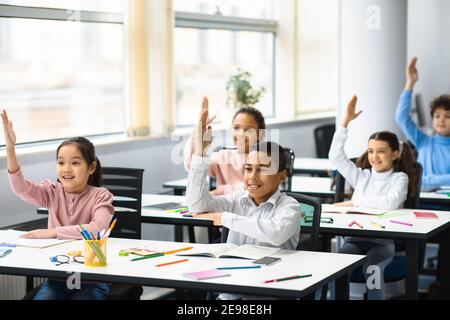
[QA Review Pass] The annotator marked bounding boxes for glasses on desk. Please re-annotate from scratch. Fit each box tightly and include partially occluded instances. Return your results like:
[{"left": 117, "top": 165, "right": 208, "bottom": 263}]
[
  {"left": 304, "top": 217, "right": 334, "bottom": 224},
  {"left": 50, "top": 255, "right": 84, "bottom": 266}
]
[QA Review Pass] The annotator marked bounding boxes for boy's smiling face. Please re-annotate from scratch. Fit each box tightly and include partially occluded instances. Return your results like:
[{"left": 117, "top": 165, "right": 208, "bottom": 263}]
[
  {"left": 243, "top": 151, "right": 287, "bottom": 206},
  {"left": 432, "top": 107, "right": 450, "bottom": 137}
]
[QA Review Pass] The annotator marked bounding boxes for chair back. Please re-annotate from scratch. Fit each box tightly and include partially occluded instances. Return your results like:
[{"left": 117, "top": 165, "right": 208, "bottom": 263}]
[
  {"left": 101, "top": 167, "right": 144, "bottom": 239},
  {"left": 281, "top": 147, "right": 295, "bottom": 192},
  {"left": 314, "top": 124, "right": 335, "bottom": 158}
]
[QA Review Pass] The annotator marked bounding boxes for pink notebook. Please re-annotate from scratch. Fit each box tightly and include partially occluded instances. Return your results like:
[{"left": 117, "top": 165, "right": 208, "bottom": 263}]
[
  {"left": 414, "top": 211, "right": 438, "bottom": 219},
  {"left": 183, "top": 269, "right": 231, "bottom": 280}
]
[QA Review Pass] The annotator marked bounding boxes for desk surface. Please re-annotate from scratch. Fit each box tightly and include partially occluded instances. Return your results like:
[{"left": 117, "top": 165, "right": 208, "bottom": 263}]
[
  {"left": 291, "top": 176, "right": 335, "bottom": 197},
  {"left": 293, "top": 157, "right": 335, "bottom": 174},
  {"left": 141, "top": 194, "right": 450, "bottom": 240},
  {"left": 141, "top": 194, "right": 213, "bottom": 227},
  {"left": 318, "top": 208, "right": 450, "bottom": 240},
  {"left": 0, "top": 238, "right": 364, "bottom": 298}
]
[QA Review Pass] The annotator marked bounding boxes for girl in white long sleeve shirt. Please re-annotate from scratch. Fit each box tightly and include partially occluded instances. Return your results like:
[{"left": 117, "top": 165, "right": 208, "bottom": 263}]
[{"left": 329, "top": 96, "right": 418, "bottom": 300}]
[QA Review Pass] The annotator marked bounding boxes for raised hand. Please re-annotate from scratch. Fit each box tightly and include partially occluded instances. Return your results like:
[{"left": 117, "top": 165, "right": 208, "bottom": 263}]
[
  {"left": 342, "top": 95, "right": 363, "bottom": 128},
  {"left": 1, "top": 110, "right": 16, "bottom": 147},
  {"left": 1, "top": 110, "right": 20, "bottom": 173},
  {"left": 405, "top": 57, "right": 419, "bottom": 90},
  {"left": 193, "top": 97, "right": 216, "bottom": 156}
]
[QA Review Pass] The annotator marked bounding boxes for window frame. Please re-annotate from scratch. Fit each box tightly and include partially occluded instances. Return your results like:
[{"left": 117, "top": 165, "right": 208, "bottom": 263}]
[
  {"left": 0, "top": 4, "right": 125, "bottom": 147},
  {"left": 173, "top": 10, "right": 278, "bottom": 128}
]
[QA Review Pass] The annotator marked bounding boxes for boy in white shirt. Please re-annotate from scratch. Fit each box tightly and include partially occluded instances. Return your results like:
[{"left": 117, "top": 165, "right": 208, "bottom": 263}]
[{"left": 186, "top": 98, "right": 302, "bottom": 300}]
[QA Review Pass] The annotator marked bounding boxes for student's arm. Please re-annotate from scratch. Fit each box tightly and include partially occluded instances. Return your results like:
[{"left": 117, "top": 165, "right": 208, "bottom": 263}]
[
  {"left": 221, "top": 199, "right": 302, "bottom": 246},
  {"left": 55, "top": 189, "right": 115, "bottom": 240},
  {"left": 395, "top": 57, "right": 427, "bottom": 146},
  {"left": 8, "top": 170, "right": 52, "bottom": 209},
  {"left": 422, "top": 174, "right": 450, "bottom": 190},
  {"left": 186, "top": 155, "right": 236, "bottom": 213},
  {"left": 187, "top": 99, "right": 235, "bottom": 212},
  {"left": 183, "top": 97, "right": 217, "bottom": 172},
  {"left": 2, "top": 110, "right": 51, "bottom": 208},
  {"left": 328, "top": 96, "right": 366, "bottom": 188},
  {"left": 353, "top": 173, "right": 408, "bottom": 210},
  {"left": 1, "top": 110, "right": 20, "bottom": 174}
]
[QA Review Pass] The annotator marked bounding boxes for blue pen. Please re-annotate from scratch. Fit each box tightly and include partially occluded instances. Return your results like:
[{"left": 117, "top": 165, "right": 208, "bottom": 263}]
[
  {"left": 0, "top": 243, "right": 16, "bottom": 248},
  {"left": 79, "top": 225, "right": 92, "bottom": 240},
  {"left": 78, "top": 228, "right": 88, "bottom": 240},
  {"left": 216, "top": 265, "right": 262, "bottom": 270},
  {"left": 97, "top": 232, "right": 100, "bottom": 241}
]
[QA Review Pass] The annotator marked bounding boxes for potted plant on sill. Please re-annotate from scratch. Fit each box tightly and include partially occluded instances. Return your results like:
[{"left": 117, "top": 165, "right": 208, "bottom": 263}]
[{"left": 223, "top": 69, "right": 265, "bottom": 122}]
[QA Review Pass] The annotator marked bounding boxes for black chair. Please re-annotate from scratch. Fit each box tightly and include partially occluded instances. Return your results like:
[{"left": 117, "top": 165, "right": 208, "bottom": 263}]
[
  {"left": 287, "top": 192, "right": 322, "bottom": 252},
  {"left": 102, "top": 167, "right": 144, "bottom": 240},
  {"left": 281, "top": 148, "right": 295, "bottom": 192},
  {"left": 24, "top": 166, "right": 145, "bottom": 300},
  {"left": 314, "top": 124, "right": 335, "bottom": 158}
]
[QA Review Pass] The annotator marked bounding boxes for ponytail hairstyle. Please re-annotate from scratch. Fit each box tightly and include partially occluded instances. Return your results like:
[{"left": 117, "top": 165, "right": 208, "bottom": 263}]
[
  {"left": 56, "top": 137, "right": 102, "bottom": 187},
  {"left": 355, "top": 131, "right": 418, "bottom": 208}
]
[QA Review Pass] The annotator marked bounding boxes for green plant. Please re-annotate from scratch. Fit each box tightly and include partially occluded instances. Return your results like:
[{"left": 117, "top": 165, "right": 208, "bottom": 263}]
[{"left": 226, "top": 69, "right": 265, "bottom": 108}]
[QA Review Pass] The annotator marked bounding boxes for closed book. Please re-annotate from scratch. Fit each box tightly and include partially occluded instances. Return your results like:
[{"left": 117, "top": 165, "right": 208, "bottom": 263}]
[{"left": 414, "top": 211, "right": 438, "bottom": 219}]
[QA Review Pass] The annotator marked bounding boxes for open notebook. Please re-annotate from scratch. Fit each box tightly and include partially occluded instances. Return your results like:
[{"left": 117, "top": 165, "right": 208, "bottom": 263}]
[
  {"left": 176, "top": 243, "right": 280, "bottom": 260},
  {"left": 0, "top": 230, "right": 75, "bottom": 249},
  {"left": 321, "top": 204, "right": 386, "bottom": 216}
]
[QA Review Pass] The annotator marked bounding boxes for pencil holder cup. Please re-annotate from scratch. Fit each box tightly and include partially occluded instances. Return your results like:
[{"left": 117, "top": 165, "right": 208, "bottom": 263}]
[{"left": 84, "top": 239, "right": 107, "bottom": 267}]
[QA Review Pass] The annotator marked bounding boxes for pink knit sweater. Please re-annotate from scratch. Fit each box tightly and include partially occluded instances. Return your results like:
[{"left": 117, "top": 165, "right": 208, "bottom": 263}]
[{"left": 9, "top": 169, "right": 114, "bottom": 240}]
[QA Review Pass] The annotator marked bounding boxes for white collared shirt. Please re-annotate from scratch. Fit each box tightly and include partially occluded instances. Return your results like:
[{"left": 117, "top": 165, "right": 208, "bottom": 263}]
[{"left": 187, "top": 155, "right": 302, "bottom": 250}]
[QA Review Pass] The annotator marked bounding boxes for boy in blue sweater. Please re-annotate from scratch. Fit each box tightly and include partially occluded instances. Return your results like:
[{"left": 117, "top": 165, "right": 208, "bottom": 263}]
[{"left": 395, "top": 57, "right": 450, "bottom": 191}]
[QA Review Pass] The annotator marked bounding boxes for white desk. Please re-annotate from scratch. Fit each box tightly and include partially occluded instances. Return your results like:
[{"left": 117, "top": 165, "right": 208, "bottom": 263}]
[
  {"left": 309, "top": 208, "right": 450, "bottom": 300},
  {"left": 293, "top": 158, "right": 335, "bottom": 175},
  {"left": 141, "top": 194, "right": 214, "bottom": 243},
  {"left": 290, "top": 176, "right": 335, "bottom": 198},
  {"left": 419, "top": 192, "right": 450, "bottom": 206},
  {"left": 0, "top": 238, "right": 365, "bottom": 299}
]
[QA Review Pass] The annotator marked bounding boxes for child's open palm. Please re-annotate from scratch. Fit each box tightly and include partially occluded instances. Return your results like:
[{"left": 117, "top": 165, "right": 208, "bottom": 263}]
[
  {"left": 342, "top": 95, "right": 363, "bottom": 127},
  {"left": 1, "top": 110, "right": 16, "bottom": 147},
  {"left": 406, "top": 57, "right": 419, "bottom": 84},
  {"left": 194, "top": 97, "right": 216, "bottom": 156}
]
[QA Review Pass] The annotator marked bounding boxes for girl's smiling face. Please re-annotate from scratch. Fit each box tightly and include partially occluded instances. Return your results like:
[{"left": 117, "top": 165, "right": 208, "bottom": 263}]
[
  {"left": 231, "top": 113, "right": 261, "bottom": 154},
  {"left": 367, "top": 139, "right": 399, "bottom": 173},
  {"left": 56, "top": 144, "right": 96, "bottom": 194}
]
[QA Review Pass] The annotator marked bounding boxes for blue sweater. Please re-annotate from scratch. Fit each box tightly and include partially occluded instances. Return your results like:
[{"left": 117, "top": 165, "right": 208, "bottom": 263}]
[{"left": 395, "top": 90, "right": 450, "bottom": 191}]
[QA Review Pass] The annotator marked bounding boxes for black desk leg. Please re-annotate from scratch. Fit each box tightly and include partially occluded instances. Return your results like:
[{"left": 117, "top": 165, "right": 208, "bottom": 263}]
[
  {"left": 26, "top": 276, "right": 34, "bottom": 292},
  {"left": 174, "top": 225, "right": 183, "bottom": 242},
  {"left": 405, "top": 239, "right": 419, "bottom": 300},
  {"left": 335, "top": 274, "right": 350, "bottom": 300},
  {"left": 188, "top": 226, "right": 196, "bottom": 243},
  {"left": 174, "top": 189, "right": 184, "bottom": 196},
  {"left": 438, "top": 228, "right": 450, "bottom": 299}
]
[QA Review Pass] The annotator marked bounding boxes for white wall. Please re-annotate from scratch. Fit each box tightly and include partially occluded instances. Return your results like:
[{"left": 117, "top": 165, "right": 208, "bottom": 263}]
[
  {"left": 407, "top": 0, "right": 450, "bottom": 129},
  {"left": 0, "top": 118, "right": 334, "bottom": 239}
]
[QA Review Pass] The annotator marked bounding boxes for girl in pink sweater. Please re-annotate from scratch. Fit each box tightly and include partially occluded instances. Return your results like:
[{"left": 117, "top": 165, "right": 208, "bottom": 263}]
[
  {"left": 1, "top": 110, "right": 114, "bottom": 299},
  {"left": 184, "top": 97, "right": 266, "bottom": 195}
]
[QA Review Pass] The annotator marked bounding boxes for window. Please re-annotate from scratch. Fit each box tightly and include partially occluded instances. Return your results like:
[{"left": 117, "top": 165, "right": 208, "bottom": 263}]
[
  {"left": 174, "top": 0, "right": 277, "bottom": 127},
  {"left": 0, "top": 1, "right": 125, "bottom": 146},
  {"left": 297, "top": 0, "right": 338, "bottom": 114}
]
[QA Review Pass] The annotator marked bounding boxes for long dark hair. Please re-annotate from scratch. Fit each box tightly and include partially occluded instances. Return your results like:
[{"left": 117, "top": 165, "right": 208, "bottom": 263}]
[
  {"left": 56, "top": 137, "right": 102, "bottom": 187},
  {"left": 355, "top": 131, "right": 418, "bottom": 208}
]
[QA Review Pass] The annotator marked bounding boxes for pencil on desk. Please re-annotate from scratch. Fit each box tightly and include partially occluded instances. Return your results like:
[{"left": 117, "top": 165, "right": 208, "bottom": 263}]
[
  {"left": 163, "top": 246, "right": 193, "bottom": 255},
  {"left": 155, "top": 258, "right": 188, "bottom": 267},
  {"left": 130, "top": 253, "right": 165, "bottom": 261}
]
